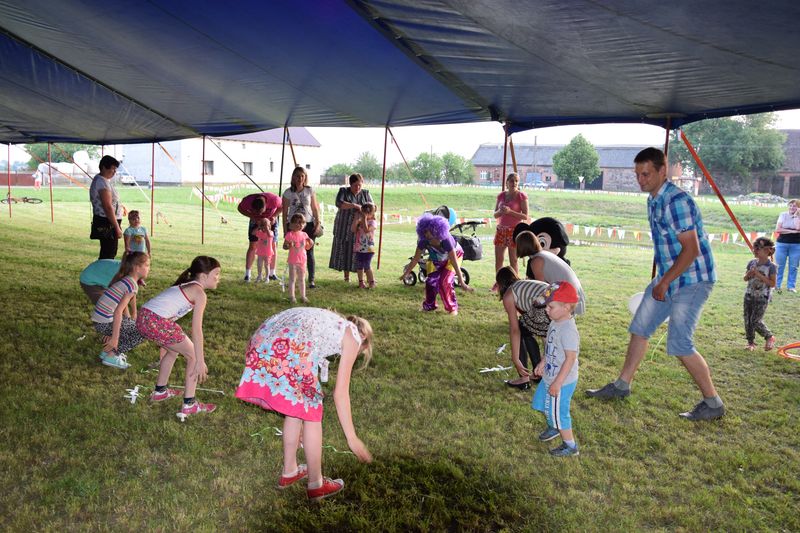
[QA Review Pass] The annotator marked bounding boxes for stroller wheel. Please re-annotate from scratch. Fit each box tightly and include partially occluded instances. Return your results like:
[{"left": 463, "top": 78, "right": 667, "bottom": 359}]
[
  {"left": 418, "top": 269, "right": 427, "bottom": 282},
  {"left": 460, "top": 267, "right": 470, "bottom": 286},
  {"left": 402, "top": 271, "right": 417, "bottom": 286}
]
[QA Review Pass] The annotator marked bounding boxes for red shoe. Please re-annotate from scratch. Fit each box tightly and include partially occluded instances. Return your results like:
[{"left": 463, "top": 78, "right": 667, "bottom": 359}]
[
  {"left": 277, "top": 464, "right": 308, "bottom": 489},
  {"left": 180, "top": 401, "right": 217, "bottom": 416},
  {"left": 307, "top": 477, "right": 344, "bottom": 501},
  {"left": 150, "top": 388, "right": 181, "bottom": 402}
]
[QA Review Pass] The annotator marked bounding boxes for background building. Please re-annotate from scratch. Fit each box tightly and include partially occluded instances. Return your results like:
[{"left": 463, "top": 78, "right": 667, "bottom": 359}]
[
  {"left": 120, "top": 128, "right": 321, "bottom": 186},
  {"left": 471, "top": 143, "right": 647, "bottom": 191}
]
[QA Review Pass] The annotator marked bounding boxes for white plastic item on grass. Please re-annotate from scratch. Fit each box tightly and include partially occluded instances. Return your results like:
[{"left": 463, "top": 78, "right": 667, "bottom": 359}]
[{"left": 628, "top": 292, "right": 645, "bottom": 315}]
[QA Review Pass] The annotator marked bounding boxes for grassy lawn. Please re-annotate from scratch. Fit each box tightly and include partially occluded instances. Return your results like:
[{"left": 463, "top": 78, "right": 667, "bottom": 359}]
[{"left": 0, "top": 185, "right": 797, "bottom": 531}]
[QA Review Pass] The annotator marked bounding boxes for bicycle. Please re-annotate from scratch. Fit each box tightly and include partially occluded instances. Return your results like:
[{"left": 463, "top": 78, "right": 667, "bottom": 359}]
[{"left": 2, "top": 194, "right": 43, "bottom": 204}]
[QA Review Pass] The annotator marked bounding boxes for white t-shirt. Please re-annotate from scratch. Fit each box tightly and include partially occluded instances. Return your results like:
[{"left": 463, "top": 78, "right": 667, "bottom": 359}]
[{"left": 89, "top": 174, "right": 121, "bottom": 219}]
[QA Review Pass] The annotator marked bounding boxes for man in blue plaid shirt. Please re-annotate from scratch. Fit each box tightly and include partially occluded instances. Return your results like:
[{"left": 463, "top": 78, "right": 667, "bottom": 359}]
[{"left": 586, "top": 147, "right": 725, "bottom": 421}]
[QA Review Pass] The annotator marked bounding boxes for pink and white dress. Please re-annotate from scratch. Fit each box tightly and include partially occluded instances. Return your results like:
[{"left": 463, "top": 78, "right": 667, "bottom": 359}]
[{"left": 235, "top": 308, "right": 362, "bottom": 422}]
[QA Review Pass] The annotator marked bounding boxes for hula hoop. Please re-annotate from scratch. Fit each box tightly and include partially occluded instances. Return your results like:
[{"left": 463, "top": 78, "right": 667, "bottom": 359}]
[{"left": 776, "top": 342, "right": 800, "bottom": 361}]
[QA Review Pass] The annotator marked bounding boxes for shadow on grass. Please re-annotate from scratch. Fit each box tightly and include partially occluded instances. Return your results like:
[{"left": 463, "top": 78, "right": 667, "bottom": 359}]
[{"left": 245, "top": 453, "right": 556, "bottom": 532}]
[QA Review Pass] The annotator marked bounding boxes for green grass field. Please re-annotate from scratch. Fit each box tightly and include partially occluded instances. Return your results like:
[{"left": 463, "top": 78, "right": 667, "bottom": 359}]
[{"left": 0, "top": 185, "right": 798, "bottom": 531}]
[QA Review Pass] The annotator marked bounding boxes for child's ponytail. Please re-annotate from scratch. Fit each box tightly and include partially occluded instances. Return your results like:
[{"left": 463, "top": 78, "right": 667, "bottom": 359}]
[
  {"left": 173, "top": 255, "right": 221, "bottom": 286},
  {"left": 111, "top": 252, "right": 148, "bottom": 285},
  {"left": 346, "top": 315, "right": 373, "bottom": 369}
]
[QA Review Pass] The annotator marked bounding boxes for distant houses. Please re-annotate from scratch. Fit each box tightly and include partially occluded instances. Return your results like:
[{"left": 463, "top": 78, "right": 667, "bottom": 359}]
[
  {"left": 470, "top": 143, "right": 648, "bottom": 192},
  {"left": 120, "top": 127, "right": 322, "bottom": 186},
  {"left": 472, "top": 130, "right": 800, "bottom": 196}
]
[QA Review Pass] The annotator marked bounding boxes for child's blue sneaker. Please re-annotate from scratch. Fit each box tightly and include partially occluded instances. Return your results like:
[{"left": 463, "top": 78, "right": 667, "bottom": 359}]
[
  {"left": 538, "top": 427, "right": 560, "bottom": 442},
  {"left": 100, "top": 351, "right": 130, "bottom": 370},
  {"left": 549, "top": 442, "right": 579, "bottom": 457}
]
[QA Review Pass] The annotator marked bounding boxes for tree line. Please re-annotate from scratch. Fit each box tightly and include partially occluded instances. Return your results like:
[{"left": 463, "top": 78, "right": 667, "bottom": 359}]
[
  {"left": 325, "top": 151, "right": 475, "bottom": 184},
  {"left": 552, "top": 113, "right": 786, "bottom": 187}
]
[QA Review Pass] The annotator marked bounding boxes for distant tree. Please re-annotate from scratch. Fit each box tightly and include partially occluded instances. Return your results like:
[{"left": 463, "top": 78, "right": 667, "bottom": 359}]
[
  {"left": 410, "top": 152, "right": 445, "bottom": 183},
  {"left": 671, "top": 113, "right": 785, "bottom": 185},
  {"left": 353, "top": 152, "right": 383, "bottom": 181},
  {"left": 25, "top": 143, "right": 99, "bottom": 170},
  {"left": 385, "top": 162, "right": 410, "bottom": 183},
  {"left": 324, "top": 163, "right": 354, "bottom": 178},
  {"left": 552, "top": 134, "right": 600, "bottom": 186},
  {"left": 441, "top": 152, "right": 475, "bottom": 184}
]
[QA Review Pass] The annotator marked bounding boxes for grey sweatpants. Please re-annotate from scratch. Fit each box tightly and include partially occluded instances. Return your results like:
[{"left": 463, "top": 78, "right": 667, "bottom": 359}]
[{"left": 743, "top": 296, "right": 772, "bottom": 344}]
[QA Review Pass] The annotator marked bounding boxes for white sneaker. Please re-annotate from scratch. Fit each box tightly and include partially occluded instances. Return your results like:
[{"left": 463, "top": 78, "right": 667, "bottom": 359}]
[
  {"left": 254, "top": 276, "right": 263, "bottom": 282},
  {"left": 101, "top": 351, "right": 130, "bottom": 370}
]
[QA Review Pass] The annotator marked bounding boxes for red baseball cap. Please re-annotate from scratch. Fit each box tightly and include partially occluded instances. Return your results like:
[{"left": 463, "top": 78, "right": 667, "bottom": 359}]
[{"left": 544, "top": 280, "right": 579, "bottom": 304}]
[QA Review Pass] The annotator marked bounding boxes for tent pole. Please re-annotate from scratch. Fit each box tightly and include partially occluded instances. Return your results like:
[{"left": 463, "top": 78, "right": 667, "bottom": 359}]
[
  {"left": 6, "top": 144, "right": 10, "bottom": 218},
  {"left": 377, "top": 126, "right": 389, "bottom": 270},
  {"left": 150, "top": 143, "right": 155, "bottom": 237},
  {"left": 653, "top": 118, "right": 673, "bottom": 278},
  {"left": 680, "top": 130, "right": 752, "bottom": 251},
  {"left": 47, "top": 143, "right": 54, "bottom": 223},
  {"left": 509, "top": 136, "right": 518, "bottom": 174},
  {"left": 501, "top": 124, "right": 508, "bottom": 191},
  {"left": 201, "top": 135, "right": 206, "bottom": 245},
  {"left": 287, "top": 128, "right": 298, "bottom": 168},
  {"left": 278, "top": 126, "right": 287, "bottom": 194}
]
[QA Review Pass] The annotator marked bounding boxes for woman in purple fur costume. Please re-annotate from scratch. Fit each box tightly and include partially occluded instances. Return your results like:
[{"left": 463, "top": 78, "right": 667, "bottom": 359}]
[{"left": 400, "top": 213, "right": 473, "bottom": 315}]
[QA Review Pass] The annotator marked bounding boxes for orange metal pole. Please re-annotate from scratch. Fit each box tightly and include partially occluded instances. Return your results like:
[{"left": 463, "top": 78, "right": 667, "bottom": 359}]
[
  {"left": 501, "top": 124, "right": 508, "bottom": 191},
  {"left": 201, "top": 135, "right": 206, "bottom": 245},
  {"left": 6, "top": 144, "right": 10, "bottom": 218},
  {"left": 150, "top": 142, "right": 155, "bottom": 237},
  {"left": 680, "top": 130, "right": 753, "bottom": 251},
  {"left": 47, "top": 143, "right": 54, "bottom": 222},
  {"left": 377, "top": 126, "right": 388, "bottom": 270},
  {"left": 509, "top": 136, "right": 518, "bottom": 174}
]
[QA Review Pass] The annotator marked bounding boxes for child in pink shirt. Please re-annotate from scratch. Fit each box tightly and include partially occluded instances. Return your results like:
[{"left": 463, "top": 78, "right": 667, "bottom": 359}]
[
  {"left": 283, "top": 213, "right": 314, "bottom": 303},
  {"left": 253, "top": 218, "right": 273, "bottom": 283}
]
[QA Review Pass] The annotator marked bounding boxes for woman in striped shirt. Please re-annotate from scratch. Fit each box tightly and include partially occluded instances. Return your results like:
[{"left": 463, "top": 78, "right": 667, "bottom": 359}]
[{"left": 496, "top": 266, "right": 550, "bottom": 390}]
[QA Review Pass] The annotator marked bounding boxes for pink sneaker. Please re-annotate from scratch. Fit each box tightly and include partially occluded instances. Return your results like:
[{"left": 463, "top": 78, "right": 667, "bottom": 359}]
[
  {"left": 765, "top": 336, "right": 776, "bottom": 351},
  {"left": 307, "top": 477, "right": 344, "bottom": 501},
  {"left": 277, "top": 464, "right": 308, "bottom": 489},
  {"left": 150, "top": 388, "right": 181, "bottom": 402},
  {"left": 745, "top": 344, "right": 756, "bottom": 351},
  {"left": 180, "top": 401, "right": 217, "bottom": 416}
]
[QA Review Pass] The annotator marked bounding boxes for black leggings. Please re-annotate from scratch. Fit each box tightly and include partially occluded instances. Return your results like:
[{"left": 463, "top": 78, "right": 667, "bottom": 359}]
[
  {"left": 99, "top": 236, "right": 119, "bottom": 260},
  {"left": 518, "top": 318, "right": 541, "bottom": 370},
  {"left": 302, "top": 221, "right": 317, "bottom": 282}
]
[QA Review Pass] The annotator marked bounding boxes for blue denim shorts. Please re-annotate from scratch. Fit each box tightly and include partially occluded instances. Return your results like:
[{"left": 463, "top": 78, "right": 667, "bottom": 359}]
[{"left": 629, "top": 280, "right": 714, "bottom": 356}]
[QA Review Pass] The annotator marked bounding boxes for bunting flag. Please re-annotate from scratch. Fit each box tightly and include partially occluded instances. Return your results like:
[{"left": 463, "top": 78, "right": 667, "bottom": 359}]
[
  {"left": 708, "top": 234, "right": 716, "bottom": 243},
  {"left": 566, "top": 223, "right": 575, "bottom": 234}
]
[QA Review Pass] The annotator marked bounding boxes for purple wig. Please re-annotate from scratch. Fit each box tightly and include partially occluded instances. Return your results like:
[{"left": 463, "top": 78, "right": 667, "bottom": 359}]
[{"left": 416, "top": 213, "right": 451, "bottom": 241}]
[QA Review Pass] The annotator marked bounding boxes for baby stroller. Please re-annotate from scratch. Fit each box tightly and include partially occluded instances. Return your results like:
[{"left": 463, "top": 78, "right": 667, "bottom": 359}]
[{"left": 402, "top": 206, "right": 484, "bottom": 287}]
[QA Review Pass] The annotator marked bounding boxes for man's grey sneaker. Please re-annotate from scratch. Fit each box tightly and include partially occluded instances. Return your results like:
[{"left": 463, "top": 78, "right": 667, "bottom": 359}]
[
  {"left": 585, "top": 382, "right": 630, "bottom": 399},
  {"left": 549, "top": 442, "right": 579, "bottom": 457},
  {"left": 679, "top": 401, "right": 725, "bottom": 421},
  {"left": 538, "top": 427, "right": 560, "bottom": 442}
]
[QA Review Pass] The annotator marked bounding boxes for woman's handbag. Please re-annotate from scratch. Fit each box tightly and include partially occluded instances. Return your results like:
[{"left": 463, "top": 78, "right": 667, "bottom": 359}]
[{"left": 90, "top": 215, "right": 117, "bottom": 240}]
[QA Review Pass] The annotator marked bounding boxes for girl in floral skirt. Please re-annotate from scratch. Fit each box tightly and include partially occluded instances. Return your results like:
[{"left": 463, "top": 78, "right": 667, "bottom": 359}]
[
  {"left": 235, "top": 307, "right": 373, "bottom": 501},
  {"left": 136, "top": 256, "right": 221, "bottom": 417}
]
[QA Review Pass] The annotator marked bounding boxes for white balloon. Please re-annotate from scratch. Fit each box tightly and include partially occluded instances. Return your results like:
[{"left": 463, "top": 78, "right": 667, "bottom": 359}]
[{"left": 628, "top": 292, "right": 644, "bottom": 315}]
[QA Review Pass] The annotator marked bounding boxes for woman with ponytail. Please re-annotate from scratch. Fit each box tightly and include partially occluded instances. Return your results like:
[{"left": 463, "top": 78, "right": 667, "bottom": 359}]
[{"left": 136, "top": 256, "right": 221, "bottom": 418}]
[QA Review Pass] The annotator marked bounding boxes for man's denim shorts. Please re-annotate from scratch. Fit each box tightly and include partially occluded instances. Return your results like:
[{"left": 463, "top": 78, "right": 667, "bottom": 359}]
[{"left": 629, "top": 280, "right": 714, "bottom": 356}]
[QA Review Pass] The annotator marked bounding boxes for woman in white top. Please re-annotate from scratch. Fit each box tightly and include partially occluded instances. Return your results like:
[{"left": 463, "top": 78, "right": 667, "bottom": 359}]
[
  {"left": 89, "top": 155, "right": 123, "bottom": 259},
  {"left": 774, "top": 199, "right": 800, "bottom": 292},
  {"left": 282, "top": 167, "right": 321, "bottom": 288}
]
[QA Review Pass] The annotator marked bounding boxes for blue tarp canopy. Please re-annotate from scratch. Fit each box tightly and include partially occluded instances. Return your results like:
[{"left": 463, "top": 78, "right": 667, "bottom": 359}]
[{"left": 1, "top": 0, "right": 799, "bottom": 144}]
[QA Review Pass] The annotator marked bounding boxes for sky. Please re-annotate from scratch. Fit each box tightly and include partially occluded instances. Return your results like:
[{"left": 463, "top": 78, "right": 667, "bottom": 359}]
[
  {"left": 308, "top": 109, "right": 800, "bottom": 172},
  {"left": 7, "top": 110, "right": 800, "bottom": 169}
]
